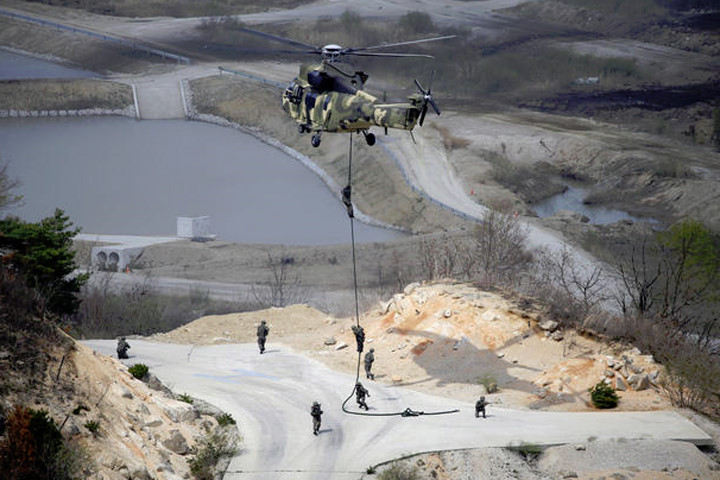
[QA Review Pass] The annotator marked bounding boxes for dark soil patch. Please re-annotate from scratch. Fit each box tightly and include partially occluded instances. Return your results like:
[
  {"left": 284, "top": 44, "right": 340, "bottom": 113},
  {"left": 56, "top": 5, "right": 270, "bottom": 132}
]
[{"left": 521, "top": 81, "right": 720, "bottom": 114}]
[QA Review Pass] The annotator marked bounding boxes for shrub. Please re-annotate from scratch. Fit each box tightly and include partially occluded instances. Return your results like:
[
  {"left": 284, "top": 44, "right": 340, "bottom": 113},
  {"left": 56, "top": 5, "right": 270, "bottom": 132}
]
[
  {"left": 84, "top": 420, "right": 100, "bottom": 434},
  {"left": 589, "top": 381, "right": 619, "bottom": 409},
  {"left": 0, "top": 405, "right": 86, "bottom": 479},
  {"left": 179, "top": 393, "right": 194, "bottom": 404},
  {"left": 507, "top": 441, "right": 543, "bottom": 461},
  {"left": 128, "top": 363, "right": 149, "bottom": 380},
  {"left": 216, "top": 413, "right": 236, "bottom": 427},
  {"left": 187, "top": 428, "right": 238, "bottom": 480},
  {"left": 477, "top": 373, "right": 499, "bottom": 393},
  {"left": 378, "top": 464, "right": 420, "bottom": 480}
]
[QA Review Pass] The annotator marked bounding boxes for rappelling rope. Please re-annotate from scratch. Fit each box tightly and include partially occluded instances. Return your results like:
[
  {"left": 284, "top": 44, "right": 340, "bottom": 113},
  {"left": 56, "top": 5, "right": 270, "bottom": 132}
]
[{"left": 339, "top": 132, "right": 458, "bottom": 418}]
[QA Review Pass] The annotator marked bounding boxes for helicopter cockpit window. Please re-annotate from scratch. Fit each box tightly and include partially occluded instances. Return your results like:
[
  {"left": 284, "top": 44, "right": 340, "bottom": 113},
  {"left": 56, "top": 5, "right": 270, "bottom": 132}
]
[
  {"left": 308, "top": 71, "right": 333, "bottom": 91},
  {"left": 285, "top": 81, "right": 303, "bottom": 105},
  {"left": 331, "top": 76, "right": 357, "bottom": 95}
]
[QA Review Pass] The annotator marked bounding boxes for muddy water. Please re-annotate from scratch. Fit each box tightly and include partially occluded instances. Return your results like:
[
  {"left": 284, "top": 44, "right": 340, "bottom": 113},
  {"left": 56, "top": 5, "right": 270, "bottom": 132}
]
[
  {"left": 533, "top": 183, "right": 645, "bottom": 225},
  {"left": 0, "top": 116, "right": 403, "bottom": 244}
]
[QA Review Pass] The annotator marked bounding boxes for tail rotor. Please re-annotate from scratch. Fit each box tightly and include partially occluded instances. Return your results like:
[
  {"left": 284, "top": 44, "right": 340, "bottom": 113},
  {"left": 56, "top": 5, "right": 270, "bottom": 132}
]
[{"left": 414, "top": 70, "right": 441, "bottom": 126}]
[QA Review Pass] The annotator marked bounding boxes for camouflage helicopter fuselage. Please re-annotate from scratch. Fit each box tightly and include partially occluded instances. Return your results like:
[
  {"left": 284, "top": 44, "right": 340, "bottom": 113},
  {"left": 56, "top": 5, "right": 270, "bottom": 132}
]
[{"left": 282, "top": 63, "right": 423, "bottom": 144}]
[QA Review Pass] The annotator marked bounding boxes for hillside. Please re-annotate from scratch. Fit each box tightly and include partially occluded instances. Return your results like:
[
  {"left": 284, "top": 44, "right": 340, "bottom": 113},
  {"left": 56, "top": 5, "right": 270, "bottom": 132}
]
[
  {"left": 0, "top": 330, "right": 238, "bottom": 480},
  {"left": 152, "top": 282, "right": 670, "bottom": 412}
]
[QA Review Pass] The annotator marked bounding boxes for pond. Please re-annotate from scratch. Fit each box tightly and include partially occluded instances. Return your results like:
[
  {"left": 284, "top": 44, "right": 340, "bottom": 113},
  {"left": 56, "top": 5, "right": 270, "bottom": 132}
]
[
  {"left": 0, "top": 48, "right": 100, "bottom": 80},
  {"left": 533, "top": 183, "right": 648, "bottom": 225},
  {"left": 0, "top": 116, "right": 403, "bottom": 245}
]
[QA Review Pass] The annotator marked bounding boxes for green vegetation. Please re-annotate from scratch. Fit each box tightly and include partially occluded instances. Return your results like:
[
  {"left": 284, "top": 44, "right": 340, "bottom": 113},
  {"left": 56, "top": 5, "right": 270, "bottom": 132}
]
[
  {"left": 378, "top": 463, "right": 420, "bottom": 480},
  {"left": 477, "top": 373, "right": 499, "bottom": 393},
  {"left": 178, "top": 393, "right": 194, "bottom": 405},
  {"left": 589, "top": 381, "right": 620, "bottom": 409},
  {"left": 215, "top": 413, "right": 236, "bottom": 427},
  {"left": 506, "top": 441, "right": 544, "bottom": 461},
  {"left": 187, "top": 427, "right": 239, "bottom": 480},
  {"left": 128, "top": 363, "right": 149, "bottom": 380},
  {"left": 0, "top": 406, "right": 87, "bottom": 479},
  {"left": 0, "top": 208, "right": 87, "bottom": 319},
  {"left": 83, "top": 420, "right": 100, "bottom": 434}
]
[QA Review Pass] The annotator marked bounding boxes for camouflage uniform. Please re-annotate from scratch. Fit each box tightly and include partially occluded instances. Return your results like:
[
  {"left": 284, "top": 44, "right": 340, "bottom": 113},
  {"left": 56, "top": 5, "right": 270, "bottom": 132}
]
[
  {"left": 117, "top": 337, "right": 130, "bottom": 359},
  {"left": 351, "top": 325, "right": 365, "bottom": 353},
  {"left": 311, "top": 402, "right": 323, "bottom": 435},
  {"left": 475, "top": 396, "right": 487, "bottom": 418},
  {"left": 364, "top": 348, "right": 375, "bottom": 380},
  {"left": 355, "top": 381, "right": 370, "bottom": 410},
  {"left": 257, "top": 320, "right": 269, "bottom": 354}
]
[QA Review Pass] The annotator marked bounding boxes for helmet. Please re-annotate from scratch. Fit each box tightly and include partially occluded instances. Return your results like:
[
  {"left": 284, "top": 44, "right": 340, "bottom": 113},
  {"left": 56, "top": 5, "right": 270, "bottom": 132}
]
[
  {"left": 261, "top": 320, "right": 266, "bottom": 324},
  {"left": 369, "top": 347, "right": 374, "bottom": 352}
]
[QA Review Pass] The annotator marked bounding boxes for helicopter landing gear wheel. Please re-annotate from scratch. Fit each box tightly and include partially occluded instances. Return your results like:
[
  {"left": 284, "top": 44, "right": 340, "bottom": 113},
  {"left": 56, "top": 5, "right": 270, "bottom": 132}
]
[
  {"left": 364, "top": 132, "right": 376, "bottom": 146},
  {"left": 311, "top": 133, "right": 322, "bottom": 148},
  {"left": 298, "top": 124, "right": 307, "bottom": 134}
]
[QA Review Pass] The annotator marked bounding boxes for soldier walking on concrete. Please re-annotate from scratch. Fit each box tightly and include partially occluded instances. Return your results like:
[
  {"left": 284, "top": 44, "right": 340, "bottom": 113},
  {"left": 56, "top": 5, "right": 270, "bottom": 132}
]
[
  {"left": 351, "top": 324, "right": 365, "bottom": 353},
  {"left": 355, "top": 381, "right": 370, "bottom": 410},
  {"left": 311, "top": 401, "right": 323, "bottom": 435},
  {"left": 117, "top": 337, "right": 130, "bottom": 359},
  {"left": 475, "top": 396, "right": 488, "bottom": 418},
  {"left": 257, "top": 320, "right": 269, "bottom": 354},
  {"left": 364, "top": 347, "right": 375, "bottom": 380}
]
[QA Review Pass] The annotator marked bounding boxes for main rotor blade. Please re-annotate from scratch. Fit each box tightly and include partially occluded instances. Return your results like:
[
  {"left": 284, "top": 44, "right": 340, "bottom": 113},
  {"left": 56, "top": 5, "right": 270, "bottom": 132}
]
[
  {"left": 232, "top": 26, "right": 319, "bottom": 51},
  {"left": 346, "top": 52, "right": 434, "bottom": 58},
  {"left": 204, "top": 44, "right": 318, "bottom": 55},
  {"left": 346, "top": 35, "right": 456, "bottom": 53},
  {"left": 414, "top": 78, "right": 427, "bottom": 94},
  {"left": 428, "top": 98, "right": 441, "bottom": 116}
]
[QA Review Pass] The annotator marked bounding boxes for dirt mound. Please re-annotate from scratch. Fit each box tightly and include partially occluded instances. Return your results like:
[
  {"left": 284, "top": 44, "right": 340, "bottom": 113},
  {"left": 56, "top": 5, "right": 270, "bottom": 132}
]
[{"left": 156, "top": 282, "right": 672, "bottom": 412}]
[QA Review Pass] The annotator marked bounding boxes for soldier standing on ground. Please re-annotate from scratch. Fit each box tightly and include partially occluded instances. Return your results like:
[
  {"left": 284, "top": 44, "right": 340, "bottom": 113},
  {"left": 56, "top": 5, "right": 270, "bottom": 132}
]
[
  {"left": 311, "top": 401, "right": 323, "bottom": 435},
  {"left": 364, "top": 347, "right": 375, "bottom": 380},
  {"left": 351, "top": 324, "right": 365, "bottom": 353},
  {"left": 117, "top": 337, "right": 130, "bottom": 359},
  {"left": 355, "top": 381, "right": 370, "bottom": 410},
  {"left": 475, "top": 396, "right": 488, "bottom": 418},
  {"left": 257, "top": 320, "right": 269, "bottom": 354}
]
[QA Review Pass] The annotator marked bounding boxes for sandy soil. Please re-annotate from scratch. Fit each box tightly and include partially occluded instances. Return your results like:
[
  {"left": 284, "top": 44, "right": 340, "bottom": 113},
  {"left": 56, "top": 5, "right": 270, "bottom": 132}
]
[{"left": 149, "top": 282, "right": 672, "bottom": 413}]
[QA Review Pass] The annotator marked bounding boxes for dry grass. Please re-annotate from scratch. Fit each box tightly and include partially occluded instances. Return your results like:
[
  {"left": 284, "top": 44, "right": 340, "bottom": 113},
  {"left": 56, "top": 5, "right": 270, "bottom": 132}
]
[{"left": 0, "top": 79, "right": 132, "bottom": 111}]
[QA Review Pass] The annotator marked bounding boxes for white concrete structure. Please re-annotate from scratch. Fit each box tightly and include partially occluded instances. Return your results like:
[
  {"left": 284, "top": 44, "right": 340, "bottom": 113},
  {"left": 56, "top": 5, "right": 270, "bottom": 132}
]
[{"left": 176, "top": 216, "right": 216, "bottom": 241}]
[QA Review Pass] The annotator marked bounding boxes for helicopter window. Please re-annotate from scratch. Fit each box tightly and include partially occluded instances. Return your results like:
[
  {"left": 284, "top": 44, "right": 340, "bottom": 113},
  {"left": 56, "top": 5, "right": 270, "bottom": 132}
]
[
  {"left": 331, "top": 77, "right": 357, "bottom": 95},
  {"left": 308, "top": 71, "right": 333, "bottom": 91},
  {"left": 322, "top": 95, "right": 332, "bottom": 110}
]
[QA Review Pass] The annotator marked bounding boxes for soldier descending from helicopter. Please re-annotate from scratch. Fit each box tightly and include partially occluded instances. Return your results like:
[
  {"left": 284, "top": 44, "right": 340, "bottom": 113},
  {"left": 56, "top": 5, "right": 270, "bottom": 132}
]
[
  {"left": 351, "top": 324, "right": 365, "bottom": 353},
  {"left": 355, "top": 381, "right": 370, "bottom": 410}
]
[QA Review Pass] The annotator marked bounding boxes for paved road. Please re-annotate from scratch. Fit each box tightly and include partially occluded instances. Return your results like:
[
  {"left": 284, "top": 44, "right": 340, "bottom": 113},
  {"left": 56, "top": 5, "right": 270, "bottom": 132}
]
[{"left": 84, "top": 339, "right": 712, "bottom": 480}]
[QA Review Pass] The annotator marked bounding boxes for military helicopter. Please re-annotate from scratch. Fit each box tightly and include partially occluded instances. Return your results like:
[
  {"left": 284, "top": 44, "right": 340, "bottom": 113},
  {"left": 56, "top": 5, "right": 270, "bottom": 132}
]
[{"left": 232, "top": 28, "right": 454, "bottom": 147}]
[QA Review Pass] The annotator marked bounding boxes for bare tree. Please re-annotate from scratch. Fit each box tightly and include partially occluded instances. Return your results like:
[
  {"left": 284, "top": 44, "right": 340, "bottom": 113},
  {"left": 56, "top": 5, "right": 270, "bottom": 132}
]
[
  {"left": 251, "top": 251, "right": 307, "bottom": 307},
  {"left": 472, "top": 205, "right": 530, "bottom": 285},
  {"left": 535, "top": 246, "right": 609, "bottom": 329}
]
